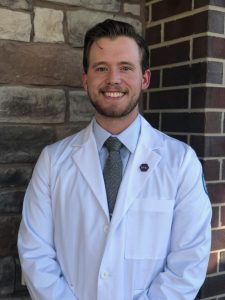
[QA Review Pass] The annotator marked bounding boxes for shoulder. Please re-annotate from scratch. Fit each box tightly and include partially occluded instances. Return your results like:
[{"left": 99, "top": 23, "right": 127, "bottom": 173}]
[
  {"left": 141, "top": 116, "right": 198, "bottom": 164},
  {"left": 40, "top": 122, "right": 92, "bottom": 165}
]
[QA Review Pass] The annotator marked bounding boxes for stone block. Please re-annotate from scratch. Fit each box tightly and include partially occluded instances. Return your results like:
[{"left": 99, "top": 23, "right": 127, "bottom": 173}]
[
  {"left": 55, "top": 125, "right": 86, "bottom": 140},
  {"left": 34, "top": 7, "right": 64, "bottom": 43},
  {"left": 0, "top": 86, "right": 66, "bottom": 123},
  {"left": 0, "top": 216, "right": 21, "bottom": 255},
  {"left": 47, "top": 0, "right": 120, "bottom": 12},
  {"left": 69, "top": 91, "right": 94, "bottom": 122},
  {"left": 124, "top": 3, "right": 140, "bottom": 16},
  {"left": 0, "top": 190, "right": 25, "bottom": 214},
  {"left": 0, "top": 8, "right": 31, "bottom": 42},
  {"left": 0, "top": 41, "right": 83, "bottom": 87},
  {"left": 0, "top": 0, "right": 31, "bottom": 10},
  {"left": 0, "top": 165, "right": 33, "bottom": 188},
  {"left": 0, "top": 126, "right": 55, "bottom": 163},
  {"left": 0, "top": 257, "right": 15, "bottom": 295},
  {"left": 67, "top": 10, "right": 142, "bottom": 47}
]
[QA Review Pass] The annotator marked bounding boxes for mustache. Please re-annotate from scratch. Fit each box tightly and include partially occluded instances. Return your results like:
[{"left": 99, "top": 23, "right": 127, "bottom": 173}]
[{"left": 99, "top": 85, "right": 128, "bottom": 93}]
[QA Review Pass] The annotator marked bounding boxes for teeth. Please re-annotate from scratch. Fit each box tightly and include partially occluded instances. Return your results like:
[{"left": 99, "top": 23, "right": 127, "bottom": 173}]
[{"left": 104, "top": 92, "right": 124, "bottom": 98}]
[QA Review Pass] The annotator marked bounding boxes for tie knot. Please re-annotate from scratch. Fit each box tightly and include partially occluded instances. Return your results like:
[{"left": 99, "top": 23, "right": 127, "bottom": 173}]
[{"left": 104, "top": 137, "right": 122, "bottom": 152}]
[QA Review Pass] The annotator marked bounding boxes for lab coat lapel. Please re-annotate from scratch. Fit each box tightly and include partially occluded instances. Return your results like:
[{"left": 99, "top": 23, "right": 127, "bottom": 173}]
[
  {"left": 110, "top": 117, "right": 163, "bottom": 230},
  {"left": 71, "top": 123, "right": 109, "bottom": 219}
]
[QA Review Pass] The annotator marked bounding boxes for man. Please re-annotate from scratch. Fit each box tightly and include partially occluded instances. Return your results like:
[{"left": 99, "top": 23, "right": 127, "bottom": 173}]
[{"left": 18, "top": 19, "right": 212, "bottom": 300}]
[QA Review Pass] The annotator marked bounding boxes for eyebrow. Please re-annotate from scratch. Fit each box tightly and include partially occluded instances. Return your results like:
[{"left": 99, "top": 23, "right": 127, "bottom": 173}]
[{"left": 92, "top": 61, "right": 136, "bottom": 68}]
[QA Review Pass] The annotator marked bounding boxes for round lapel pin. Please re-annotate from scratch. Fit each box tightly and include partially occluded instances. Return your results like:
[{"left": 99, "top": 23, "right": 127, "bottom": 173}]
[{"left": 140, "top": 163, "right": 149, "bottom": 172}]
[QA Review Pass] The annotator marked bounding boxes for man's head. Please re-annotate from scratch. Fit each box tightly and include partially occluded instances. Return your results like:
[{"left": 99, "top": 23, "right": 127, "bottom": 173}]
[
  {"left": 83, "top": 19, "right": 149, "bottom": 74},
  {"left": 82, "top": 19, "right": 150, "bottom": 131}
]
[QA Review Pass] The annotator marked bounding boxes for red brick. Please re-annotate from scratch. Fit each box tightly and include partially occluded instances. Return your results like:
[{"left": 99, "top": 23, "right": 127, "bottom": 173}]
[
  {"left": 190, "top": 136, "right": 225, "bottom": 157},
  {"left": 149, "top": 89, "right": 188, "bottom": 110},
  {"left": 201, "top": 160, "right": 220, "bottom": 181},
  {"left": 207, "top": 183, "right": 225, "bottom": 204},
  {"left": 212, "top": 229, "right": 225, "bottom": 251},
  {"left": 211, "top": 206, "right": 219, "bottom": 228},
  {"left": 149, "top": 70, "right": 160, "bottom": 88},
  {"left": 219, "top": 251, "right": 225, "bottom": 271},
  {"left": 165, "top": 11, "right": 224, "bottom": 41},
  {"left": 221, "top": 206, "right": 225, "bottom": 226},
  {"left": 161, "top": 112, "right": 221, "bottom": 133},
  {"left": 144, "top": 5, "right": 149, "bottom": 22},
  {"left": 223, "top": 160, "right": 225, "bottom": 180},
  {"left": 150, "top": 41, "right": 189, "bottom": 67},
  {"left": 170, "top": 135, "right": 188, "bottom": 143},
  {"left": 146, "top": 25, "right": 161, "bottom": 46},
  {"left": 207, "top": 252, "right": 218, "bottom": 274},
  {"left": 142, "top": 92, "right": 148, "bottom": 111},
  {"left": 0, "top": 41, "right": 83, "bottom": 87},
  {"left": 204, "top": 112, "right": 222, "bottom": 133},
  {"left": 193, "top": 36, "right": 225, "bottom": 59},
  {"left": 195, "top": 0, "right": 225, "bottom": 8},
  {"left": 163, "top": 62, "right": 223, "bottom": 87},
  {"left": 152, "top": 0, "right": 192, "bottom": 21},
  {"left": 199, "top": 273, "right": 225, "bottom": 298},
  {"left": 191, "top": 87, "right": 225, "bottom": 108},
  {"left": 143, "top": 112, "right": 160, "bottom": 129},
  {"left": 162, "top": 112, "right": 204, "bottom": 133},
  {"left": 192, "top": 62, "right": 223, "bottom": 84},
  {"left": 163, "top": 65, "right": 191, "bottom": 86}
]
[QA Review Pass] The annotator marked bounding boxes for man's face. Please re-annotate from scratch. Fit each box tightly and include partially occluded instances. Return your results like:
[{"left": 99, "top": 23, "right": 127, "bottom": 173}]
[{"left": 82, "top": 36, "right": 150, "bottom": 120}]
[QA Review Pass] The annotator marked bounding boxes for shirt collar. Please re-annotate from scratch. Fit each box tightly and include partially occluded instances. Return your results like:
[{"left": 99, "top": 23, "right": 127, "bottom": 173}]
[{"left": 93, "top": 114, "right": 141, "bottom": 153}]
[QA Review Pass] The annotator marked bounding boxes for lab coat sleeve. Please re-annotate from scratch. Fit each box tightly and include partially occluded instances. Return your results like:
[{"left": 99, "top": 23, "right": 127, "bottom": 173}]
[
  {"left": 17, "top": 147, "right": 78, "bottom": 300},
  {"left": 147, "top": 147, "right": 212, "bottom": 300}
]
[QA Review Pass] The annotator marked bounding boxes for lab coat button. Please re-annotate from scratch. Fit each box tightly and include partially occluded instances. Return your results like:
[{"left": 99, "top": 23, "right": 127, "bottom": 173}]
[
  {"left": 103, "top": 225, "right": 109, "bottom": 233},
  {"left": 100, "top": 271, "right": 109, "bottom": 279}
]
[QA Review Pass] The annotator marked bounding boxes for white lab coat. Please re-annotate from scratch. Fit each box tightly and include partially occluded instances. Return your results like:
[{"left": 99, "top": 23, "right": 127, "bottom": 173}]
[{"left": 18, "top": 116, "right": 212, "bottom": 300}]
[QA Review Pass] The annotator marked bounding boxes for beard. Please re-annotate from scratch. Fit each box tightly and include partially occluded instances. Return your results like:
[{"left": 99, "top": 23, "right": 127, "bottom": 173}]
[{"left": 87, "top": 90, "right": 141, "bottom": 119}]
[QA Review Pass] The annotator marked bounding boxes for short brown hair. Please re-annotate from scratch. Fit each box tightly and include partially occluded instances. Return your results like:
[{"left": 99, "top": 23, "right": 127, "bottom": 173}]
[{"left": 83, "top": 19, "right": 149, "bottom": 74}]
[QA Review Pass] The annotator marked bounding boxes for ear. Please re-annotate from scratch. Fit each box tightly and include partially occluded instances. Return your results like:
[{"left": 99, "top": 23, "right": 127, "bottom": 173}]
[
  {"left": 82, "top": 71, "right": 88, "bottom": 91},
  {"left": 141, "top": 69, "right": 151, "bottom": 90}
]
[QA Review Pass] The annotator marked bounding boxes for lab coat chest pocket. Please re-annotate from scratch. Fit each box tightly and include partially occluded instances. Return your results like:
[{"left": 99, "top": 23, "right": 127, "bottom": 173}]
[{"left": 125, "top": 199, "right": 174, "bottom": 260}]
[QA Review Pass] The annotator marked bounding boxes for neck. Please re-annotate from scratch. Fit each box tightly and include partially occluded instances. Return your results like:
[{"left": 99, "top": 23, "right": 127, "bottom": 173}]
[{"left": 95, "top": 109, "right": 139, "bottom": 135}]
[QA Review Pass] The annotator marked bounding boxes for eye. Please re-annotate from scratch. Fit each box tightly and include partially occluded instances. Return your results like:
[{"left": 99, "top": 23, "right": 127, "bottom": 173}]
[
  {"left": 120, "top": 65, "right": 132, "bottom": 72},
  {"left": 95, "top": 66, "right": 108, "bottom": 72}
]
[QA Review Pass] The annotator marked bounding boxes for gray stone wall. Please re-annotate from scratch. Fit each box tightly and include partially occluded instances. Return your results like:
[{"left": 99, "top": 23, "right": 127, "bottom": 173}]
[{"left": 0, "top": 0, "right": 143, "bottom": 298}]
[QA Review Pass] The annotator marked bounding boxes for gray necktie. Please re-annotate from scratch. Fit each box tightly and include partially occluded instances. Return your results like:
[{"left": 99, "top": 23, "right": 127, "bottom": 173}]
[{"left": 103, "top": 137, "right": 123, "bottom": 217}]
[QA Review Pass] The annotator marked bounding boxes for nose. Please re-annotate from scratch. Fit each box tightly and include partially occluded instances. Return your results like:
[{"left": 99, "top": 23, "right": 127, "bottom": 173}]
[{"left": 106, "top": 68, "right": 121, "bottom": 85}]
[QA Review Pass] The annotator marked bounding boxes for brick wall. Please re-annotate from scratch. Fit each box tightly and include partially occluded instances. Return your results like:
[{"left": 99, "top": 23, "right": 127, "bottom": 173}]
[
  {"left": 0, "top": 1, "right": 143, "bottom": 298},
  {"left": 144, "top": 0, "right": 225, "bottom": 299}
]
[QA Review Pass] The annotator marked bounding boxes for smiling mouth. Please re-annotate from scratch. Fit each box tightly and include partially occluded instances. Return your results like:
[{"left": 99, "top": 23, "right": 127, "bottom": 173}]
[{"left": 103, "top": 91, "right": 125, "bottom": 98}]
